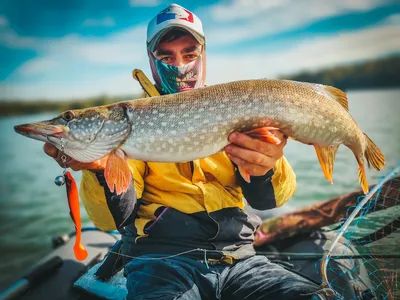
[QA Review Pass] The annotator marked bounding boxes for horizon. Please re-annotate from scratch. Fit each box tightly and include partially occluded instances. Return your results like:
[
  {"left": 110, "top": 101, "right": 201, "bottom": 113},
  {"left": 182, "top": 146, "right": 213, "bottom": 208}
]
[{"left": 1, "top": 0, "right": 400, "bottom": 101}]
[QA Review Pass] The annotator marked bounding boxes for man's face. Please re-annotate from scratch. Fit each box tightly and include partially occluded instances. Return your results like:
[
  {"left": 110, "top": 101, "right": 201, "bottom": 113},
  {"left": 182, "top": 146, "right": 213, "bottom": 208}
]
[
  {"left": 153, "top": 35, "right": 201, "bottom": 67},
  {"left": 150, "top": 34, "right": 205, "bottom": 93}
]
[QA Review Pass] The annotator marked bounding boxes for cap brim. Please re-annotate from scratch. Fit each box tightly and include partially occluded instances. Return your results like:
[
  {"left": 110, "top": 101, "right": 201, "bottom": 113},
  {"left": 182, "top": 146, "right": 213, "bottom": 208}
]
[{"left": 147, "top": 24, "right": 205, "bottom": 52}]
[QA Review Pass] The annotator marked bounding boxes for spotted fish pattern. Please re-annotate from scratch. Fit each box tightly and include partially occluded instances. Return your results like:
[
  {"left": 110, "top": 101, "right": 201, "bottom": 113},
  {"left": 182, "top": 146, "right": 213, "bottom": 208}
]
[{"left": 14, "top": 79, "right": 385, "bottom": 194}]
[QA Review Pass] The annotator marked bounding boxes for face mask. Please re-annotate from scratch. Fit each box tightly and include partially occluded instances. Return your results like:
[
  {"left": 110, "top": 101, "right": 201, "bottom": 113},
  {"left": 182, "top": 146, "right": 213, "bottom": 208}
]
[{"left": 149, "top": 51, "right": 206, "bottom": 94}]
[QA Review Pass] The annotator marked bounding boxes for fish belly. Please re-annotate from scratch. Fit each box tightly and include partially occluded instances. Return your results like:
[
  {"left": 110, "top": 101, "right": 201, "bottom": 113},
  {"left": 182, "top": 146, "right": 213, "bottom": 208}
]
[{"left": 121, "top": 138, "right": 229, "bottom": 162}]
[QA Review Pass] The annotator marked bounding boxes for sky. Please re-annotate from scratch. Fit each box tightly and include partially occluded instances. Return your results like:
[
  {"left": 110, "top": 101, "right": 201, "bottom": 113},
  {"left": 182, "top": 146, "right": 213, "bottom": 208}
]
[{"left": 0, "top": 0, "right": 399, "bottom": 101}]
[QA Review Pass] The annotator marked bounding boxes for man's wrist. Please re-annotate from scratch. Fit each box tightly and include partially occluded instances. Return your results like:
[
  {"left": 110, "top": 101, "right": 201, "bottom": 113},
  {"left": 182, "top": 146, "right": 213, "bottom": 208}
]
[
  {"left": 247, "top": 169, "right": 274, "bottom": 183},
  {"left": 234, "top": 165, "right": 274, "bottom": 185}
]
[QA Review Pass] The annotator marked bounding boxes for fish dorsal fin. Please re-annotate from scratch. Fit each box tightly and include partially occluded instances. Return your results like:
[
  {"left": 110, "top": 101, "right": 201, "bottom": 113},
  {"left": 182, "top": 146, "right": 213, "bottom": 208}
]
[
  {"left": 314, "top": 145, "right": 339, "bottom": 184},
  {"left": 324, "top": 86, "right": 349, "bottom": 111},
  {"left": 104, "top": 148, "right": 132, "bottom": 195}
]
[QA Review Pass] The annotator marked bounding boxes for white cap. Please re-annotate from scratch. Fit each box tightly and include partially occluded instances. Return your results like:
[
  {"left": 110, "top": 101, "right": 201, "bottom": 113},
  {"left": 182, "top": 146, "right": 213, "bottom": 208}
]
[{"left": 147, "top": 4, "right": 205, "bottom": 52}]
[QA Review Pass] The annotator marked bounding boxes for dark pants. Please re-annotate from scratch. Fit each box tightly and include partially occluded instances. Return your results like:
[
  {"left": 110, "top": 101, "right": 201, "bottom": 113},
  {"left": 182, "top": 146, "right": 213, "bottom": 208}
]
[{"left": 124, "top": 255, "right": 335, "bottom": 300}]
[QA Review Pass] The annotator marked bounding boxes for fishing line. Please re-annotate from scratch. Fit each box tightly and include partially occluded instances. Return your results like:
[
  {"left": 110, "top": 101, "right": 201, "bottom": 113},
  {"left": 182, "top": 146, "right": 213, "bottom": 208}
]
[
  {"left": 320, "top": 164, "right": 400, "bottom": 290},
  {"left": 108, "top": 248, "right": 221, "bottom": 261},
  {"left": 54, "top": 138, "right": 67, "bottom": 186}
]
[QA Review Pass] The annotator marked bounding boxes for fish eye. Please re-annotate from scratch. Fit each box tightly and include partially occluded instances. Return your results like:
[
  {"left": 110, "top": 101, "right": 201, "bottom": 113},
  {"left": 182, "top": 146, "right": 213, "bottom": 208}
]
[{"left": 62, "top": 111, "right": 75, "bottom": 122}]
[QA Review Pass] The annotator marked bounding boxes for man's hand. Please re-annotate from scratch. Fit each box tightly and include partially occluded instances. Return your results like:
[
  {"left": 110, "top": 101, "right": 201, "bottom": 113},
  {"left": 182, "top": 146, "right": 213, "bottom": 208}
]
[
  {"left": 224, "top": 130, "right": 287, "bottom": 177},
  {"left": 44, "top": 143, "right": 108, "bottom": 171}
]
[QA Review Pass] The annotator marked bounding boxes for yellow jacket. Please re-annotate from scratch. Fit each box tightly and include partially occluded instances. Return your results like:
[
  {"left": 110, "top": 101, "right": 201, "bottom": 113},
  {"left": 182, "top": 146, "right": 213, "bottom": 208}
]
[
  {"left": 80, "top": 70, "right": 296, "bottom": 260},
  {"left": 81, "top": 154, "right": 296, "bottom": 232}
]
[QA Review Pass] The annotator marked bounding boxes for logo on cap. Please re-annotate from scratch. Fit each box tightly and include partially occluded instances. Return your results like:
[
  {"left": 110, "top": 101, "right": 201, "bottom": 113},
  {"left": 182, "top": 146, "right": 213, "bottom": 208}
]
[{"left": 156, "top": 7, "right": 194, "bottom": 24}]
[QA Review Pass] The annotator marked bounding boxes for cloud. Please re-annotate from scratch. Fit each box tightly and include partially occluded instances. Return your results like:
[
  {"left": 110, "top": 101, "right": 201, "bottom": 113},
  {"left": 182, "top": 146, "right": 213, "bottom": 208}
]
[
  {"left": 4, "top": 22, "right": 399, "bottom": 101},
  {"left": 129, "top": 0, "right": 162, "bottom": 7},
  {"left": 2, "top": 2, "right": 399, "bottom": 100},
  {"left": 0, "top": 27, "right": 41, "bottom": 50},
  {"left": 210, "top": 0, "right": 393, "bottom": 22},
  {"left": 383, "top": 13, "right": 400, "bottom": 25},
  {"left": 0, "top": 15, "right": 8, "bottom": 27},
  {"left": 83, "top": 17, "right": 116, "bottom": 27},
  {"left": 206, "top": 23, "right": 400, "bottom": 85},
  {"left": 5, "top": 25, "right": 148, "bottom": 75},
  {"left": 0, "top": 72, "right": 143, "bottom": 101},
  {"left": 1, "top": 24, "right": 150, "bottom": 100},
  {"left": 205, "top": 0, "right": 396, "bottom": 45},
  {"left": 16, "top": 58, "right": 59, "bottom": 75}
]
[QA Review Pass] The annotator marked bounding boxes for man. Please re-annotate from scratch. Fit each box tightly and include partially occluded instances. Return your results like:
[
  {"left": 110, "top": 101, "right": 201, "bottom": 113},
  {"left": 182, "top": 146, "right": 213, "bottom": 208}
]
[{"left": 44, "top": 4, "right": 334, "bottom": 299}]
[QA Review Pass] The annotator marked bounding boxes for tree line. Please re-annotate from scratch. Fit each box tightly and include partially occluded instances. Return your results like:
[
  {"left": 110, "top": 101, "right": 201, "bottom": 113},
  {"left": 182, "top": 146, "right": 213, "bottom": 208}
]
[
  {"left": 0, "top": 94, "right": 140, "bottom": 117},
  {"left": 1, "top": 54, "right": 399, "bottom": 117},
  {"left": 282, "top": 54, "right": 400, "bottom": 91}
]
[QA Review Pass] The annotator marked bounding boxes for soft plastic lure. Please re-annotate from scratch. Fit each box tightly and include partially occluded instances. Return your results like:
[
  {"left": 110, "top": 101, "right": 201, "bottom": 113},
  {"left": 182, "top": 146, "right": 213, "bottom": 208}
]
[{"left": 64, "top": 171, "right": 88, "bottom": 261}]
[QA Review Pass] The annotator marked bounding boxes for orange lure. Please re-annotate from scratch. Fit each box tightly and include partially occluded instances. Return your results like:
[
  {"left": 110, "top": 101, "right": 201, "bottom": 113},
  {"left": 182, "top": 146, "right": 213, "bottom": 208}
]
[{"left": 64, "top": 171, "right": 88, "bottom": 261}]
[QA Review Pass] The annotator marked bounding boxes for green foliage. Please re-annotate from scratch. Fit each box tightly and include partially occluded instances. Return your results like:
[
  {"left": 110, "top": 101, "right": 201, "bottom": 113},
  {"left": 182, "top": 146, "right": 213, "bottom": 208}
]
[
  {"left": 0, "top": 94, "right": 140, "bottom": 117},
  {"left": 282, "top": 54, "right": 400, "bottom": 91}
]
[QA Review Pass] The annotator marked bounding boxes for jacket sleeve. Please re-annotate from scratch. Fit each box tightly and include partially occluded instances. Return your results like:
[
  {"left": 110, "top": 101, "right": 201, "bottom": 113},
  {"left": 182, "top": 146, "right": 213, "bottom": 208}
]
[
  {"left": 80, "top": 159, "right": 147, "bottom": 231},
  {"left": 238, "top": 156, "right": 296, "bottom": 210}
]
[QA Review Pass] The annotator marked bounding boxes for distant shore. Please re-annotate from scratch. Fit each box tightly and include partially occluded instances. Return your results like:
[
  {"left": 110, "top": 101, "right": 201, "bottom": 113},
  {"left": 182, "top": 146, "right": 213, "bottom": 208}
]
[
  {"left": 282, "top": 54, "right": 400, "bottom": 92},
  {"left": 1, "top": 54, "right": 399, "bottom": 118},
  {"left": 0, "top": 94, "right": 140, "bottom": 117}
]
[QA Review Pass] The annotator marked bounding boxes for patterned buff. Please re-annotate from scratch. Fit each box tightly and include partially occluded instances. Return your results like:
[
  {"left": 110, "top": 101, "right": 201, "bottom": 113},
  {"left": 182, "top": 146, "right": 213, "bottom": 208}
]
[{"left": 148, "top": 49, "right": 206, "bottom": 94}]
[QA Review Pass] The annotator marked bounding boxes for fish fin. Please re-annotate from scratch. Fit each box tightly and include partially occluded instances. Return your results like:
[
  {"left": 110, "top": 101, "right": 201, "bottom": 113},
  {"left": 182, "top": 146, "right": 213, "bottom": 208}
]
[
  {"left": 238, "top": 166, "right": 251, "bottom": 183},
  {"left": 314, "top": 145, "right": 339, "bottom": 184},
  {"left": 105, "top": 148, "right": 132, "bottom": 195},
  {"left": 244, "top": 127, "right": 281, "bottom": 145},
  {"left": 364, "top": 133, "right": 385, "bottom": 171},
  {"left": 325, "top": 86, "right": 349, "bottom": 111},
  {"left": 356, "top": 157, "right": 369, "bottom": 194}
]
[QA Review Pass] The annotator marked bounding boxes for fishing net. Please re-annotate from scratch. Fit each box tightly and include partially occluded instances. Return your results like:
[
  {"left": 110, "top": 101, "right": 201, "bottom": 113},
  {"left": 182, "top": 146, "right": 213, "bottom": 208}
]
[{"left": 322, "top": 165, "right": 400, "bottom": 299}]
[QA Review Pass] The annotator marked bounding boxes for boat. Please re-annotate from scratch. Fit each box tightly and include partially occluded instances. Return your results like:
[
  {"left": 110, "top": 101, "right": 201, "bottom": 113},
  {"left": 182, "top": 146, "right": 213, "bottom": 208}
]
[{"left": 1, "top": 175, "right": 399, "bottom": 300}]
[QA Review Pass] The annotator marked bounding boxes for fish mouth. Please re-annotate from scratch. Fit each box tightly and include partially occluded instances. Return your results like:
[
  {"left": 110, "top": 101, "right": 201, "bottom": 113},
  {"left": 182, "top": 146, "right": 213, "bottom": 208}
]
[{"left": 14, "top": 123, "right": 66, "bottom": 142}]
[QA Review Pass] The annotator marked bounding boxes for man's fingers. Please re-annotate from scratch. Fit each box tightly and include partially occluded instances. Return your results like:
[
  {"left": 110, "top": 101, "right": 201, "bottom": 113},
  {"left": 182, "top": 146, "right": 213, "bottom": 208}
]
[
  {"left": 44, "top": 143, "right": 58, "bottom": 158},
  {"left": 228, "top": 132, "right": 283, "bottom": 155},
  {"left": 225, "top": 145, "right": 275, "bottom": 169},
  {"left": 227, "top": 153, "right": 270, "bottom": 177}
]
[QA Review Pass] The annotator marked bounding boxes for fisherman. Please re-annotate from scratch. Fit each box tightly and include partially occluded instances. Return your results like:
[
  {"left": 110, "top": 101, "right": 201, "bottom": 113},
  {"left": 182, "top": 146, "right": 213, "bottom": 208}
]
[{"left": 44, "top": 4, "right": 335, "bottom": 299}]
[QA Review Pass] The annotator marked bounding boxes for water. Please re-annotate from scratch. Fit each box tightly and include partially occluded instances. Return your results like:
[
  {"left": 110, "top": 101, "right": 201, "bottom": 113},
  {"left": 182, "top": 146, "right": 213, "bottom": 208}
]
[{"left": 0, "top": 89, "right": 399, "bottom": 291}]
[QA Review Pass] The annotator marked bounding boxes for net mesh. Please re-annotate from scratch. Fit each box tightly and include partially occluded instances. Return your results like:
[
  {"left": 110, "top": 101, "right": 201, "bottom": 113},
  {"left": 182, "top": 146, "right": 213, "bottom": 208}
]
[{"left": 324, "top": 169, "right": 400, "bottom": 299}]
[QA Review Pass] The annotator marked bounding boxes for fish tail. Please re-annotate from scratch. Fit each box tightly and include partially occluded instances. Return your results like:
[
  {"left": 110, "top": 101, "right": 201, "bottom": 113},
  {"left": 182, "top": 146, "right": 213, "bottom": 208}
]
[
  {"left": 356, "top": 157, "right": 369, "bottom": 194},
  {"left": 364, "top": 133, "right": 385, "bottom": 171}
]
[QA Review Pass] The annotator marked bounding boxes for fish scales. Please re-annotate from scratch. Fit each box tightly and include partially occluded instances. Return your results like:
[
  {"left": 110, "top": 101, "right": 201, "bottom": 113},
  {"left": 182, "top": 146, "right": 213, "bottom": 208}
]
[
  {"left": 122, "top": 80, "right": 360, "bottom": 162},
  {"left": 14, "top": 79, "right": 385, "bottom": 194}
]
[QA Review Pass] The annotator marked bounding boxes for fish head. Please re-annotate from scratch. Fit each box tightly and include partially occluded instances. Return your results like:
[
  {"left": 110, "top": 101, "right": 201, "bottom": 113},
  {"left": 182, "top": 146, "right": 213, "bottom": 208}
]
[{"left": 14, "top": 104, "right": 131, "bottom": 162}]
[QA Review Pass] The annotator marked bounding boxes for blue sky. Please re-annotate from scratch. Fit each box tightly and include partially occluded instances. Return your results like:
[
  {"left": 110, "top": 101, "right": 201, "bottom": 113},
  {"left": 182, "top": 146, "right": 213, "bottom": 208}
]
[{"left": 0, "top": 0, "right": 399, "bottom": 101}]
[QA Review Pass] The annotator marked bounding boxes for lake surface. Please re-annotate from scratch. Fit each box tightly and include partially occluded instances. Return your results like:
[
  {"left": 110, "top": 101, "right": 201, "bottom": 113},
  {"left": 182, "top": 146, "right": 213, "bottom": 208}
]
[{"left": 0, "top": 89, "right": 399, "bottom": 293}]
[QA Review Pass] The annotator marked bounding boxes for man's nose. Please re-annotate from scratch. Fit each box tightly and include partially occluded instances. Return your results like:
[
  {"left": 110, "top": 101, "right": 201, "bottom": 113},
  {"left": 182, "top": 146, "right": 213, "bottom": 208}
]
[{"left": 170, "top": 55, "right": 185, "bottom": 67}]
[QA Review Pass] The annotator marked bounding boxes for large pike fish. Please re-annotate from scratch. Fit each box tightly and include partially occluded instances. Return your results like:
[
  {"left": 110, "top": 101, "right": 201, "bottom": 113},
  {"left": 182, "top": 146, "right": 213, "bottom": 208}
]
[{"left": 15, "top": 79, "right": 385, "bottom": 195}]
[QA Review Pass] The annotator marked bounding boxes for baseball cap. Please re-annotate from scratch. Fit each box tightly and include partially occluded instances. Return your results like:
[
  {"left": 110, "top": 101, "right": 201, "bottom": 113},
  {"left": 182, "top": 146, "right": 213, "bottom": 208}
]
[{"left": 147, "top": 3, "right": 205, "bottom": 52}]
